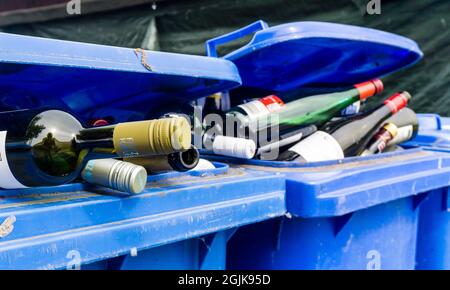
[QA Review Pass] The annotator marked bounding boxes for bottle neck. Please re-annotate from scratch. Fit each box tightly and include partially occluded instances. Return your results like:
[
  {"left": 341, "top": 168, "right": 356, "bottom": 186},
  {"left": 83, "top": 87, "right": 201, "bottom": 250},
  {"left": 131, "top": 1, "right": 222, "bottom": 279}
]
[
  {"left": 331, "top": 104, "right": 392, "bottom": 152},
  {"left": 75, "top": 125, "right": 116, "bottom": 150},
  {"left": 258, "top": 87, "right": 363, "bottom": 132}
]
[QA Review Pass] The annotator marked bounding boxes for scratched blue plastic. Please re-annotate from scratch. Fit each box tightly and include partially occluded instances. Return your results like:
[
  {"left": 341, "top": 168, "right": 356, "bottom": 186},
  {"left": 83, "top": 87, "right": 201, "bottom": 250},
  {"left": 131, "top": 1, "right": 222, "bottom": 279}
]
[
  {"left": 0, "top": 162, "right": 286, "bottom": 269},
  {"left": 207, "top": 21, "right": 422, "bottom": 93},
  {"left": 398, "top": 114, "right": 450, "bottom": 269},
  {"left": 203, "top": 21, "right": 450, "bottom": 269},
  {"left": 0, "top": 32, "right": 241, "bottom": 123}
]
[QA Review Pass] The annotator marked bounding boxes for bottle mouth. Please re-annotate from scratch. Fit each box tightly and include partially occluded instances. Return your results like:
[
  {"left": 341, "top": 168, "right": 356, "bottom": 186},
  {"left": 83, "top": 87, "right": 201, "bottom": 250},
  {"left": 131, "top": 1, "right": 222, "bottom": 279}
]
[
  {"left": 168, "top": 147, "right": 200, "bottom": 172},
  {"left": 370, "top": 79, "right": 384, "bottom": 95}
]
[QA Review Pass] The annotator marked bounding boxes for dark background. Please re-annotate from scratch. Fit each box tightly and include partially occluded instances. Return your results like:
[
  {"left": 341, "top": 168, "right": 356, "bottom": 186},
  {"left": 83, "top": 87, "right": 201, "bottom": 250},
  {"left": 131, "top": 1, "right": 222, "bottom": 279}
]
[{"left": 1, "top": 0, "right": 449, "bottom": 115}]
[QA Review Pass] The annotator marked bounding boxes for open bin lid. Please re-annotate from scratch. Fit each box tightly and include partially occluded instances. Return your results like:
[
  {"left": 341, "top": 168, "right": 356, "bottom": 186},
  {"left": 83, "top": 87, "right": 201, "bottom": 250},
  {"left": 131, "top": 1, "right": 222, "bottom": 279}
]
[
  {"left": 0, "top": 32, "right": 241, "bottom": 123},
  {"left": 206, "top": 20, "right": 422, "bottom": 94}
]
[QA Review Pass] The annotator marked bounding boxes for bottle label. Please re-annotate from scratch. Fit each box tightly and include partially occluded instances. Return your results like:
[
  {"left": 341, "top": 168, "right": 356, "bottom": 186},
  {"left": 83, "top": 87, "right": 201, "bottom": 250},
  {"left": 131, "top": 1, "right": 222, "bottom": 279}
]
[
  {"left": 238, "top": 95, "right": 284, "bottom": 119},
  {"left": 388, "top": 125, "right": 413, "bottom": 146},
  {"left": 377, "top": 140, "right": 387, "bottom": 152},
  {"left": 0, "top": 131, "right": 28, "bottom": 189},
  {"left": 340, "top": 101, "right": 361, "bottom": 116},
  {"left": 288, "top": 131, "right": 344, "bottom": 162}
]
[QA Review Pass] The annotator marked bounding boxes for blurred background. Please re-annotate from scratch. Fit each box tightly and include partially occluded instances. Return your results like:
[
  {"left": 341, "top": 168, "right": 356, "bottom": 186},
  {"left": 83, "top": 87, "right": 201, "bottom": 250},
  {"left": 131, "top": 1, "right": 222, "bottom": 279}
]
[{"left": 1, "top": 0, "right": 449, "bottom": 115}]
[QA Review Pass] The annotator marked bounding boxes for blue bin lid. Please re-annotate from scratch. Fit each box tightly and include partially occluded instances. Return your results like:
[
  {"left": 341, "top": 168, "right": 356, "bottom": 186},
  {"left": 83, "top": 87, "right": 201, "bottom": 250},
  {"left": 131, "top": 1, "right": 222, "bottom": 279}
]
[
  {"left": 0, "top": 32, "right": 241, "bottom": 122},
  {"left": 213, "top": 21, "right": 422, "bottom": 92}
]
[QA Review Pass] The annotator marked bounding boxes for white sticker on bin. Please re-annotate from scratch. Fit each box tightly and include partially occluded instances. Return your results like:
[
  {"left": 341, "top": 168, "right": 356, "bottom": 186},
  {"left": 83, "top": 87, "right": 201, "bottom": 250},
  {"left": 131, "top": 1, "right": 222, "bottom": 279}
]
[{"left": 288, "top": 130, "right": 344, "bottom": 162}]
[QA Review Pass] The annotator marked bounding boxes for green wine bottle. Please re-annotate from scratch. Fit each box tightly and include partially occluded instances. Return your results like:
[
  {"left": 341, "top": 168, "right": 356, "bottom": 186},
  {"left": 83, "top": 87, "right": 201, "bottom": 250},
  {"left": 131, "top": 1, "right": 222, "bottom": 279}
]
[{"left": 236, "top": 79, "right": 384, "bottom": 136}]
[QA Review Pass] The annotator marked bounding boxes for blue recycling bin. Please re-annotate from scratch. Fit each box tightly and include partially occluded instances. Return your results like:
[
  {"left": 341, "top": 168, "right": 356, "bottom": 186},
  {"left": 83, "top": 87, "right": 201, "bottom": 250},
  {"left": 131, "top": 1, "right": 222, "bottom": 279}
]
[
  {"left": 0, "top": 33, "right": 290, "bottom": 269},
  {"left": 402, "top": 114, "right": 450, "bottom": 269},
  {"left": 202, "top": 149, "right": 450, "bottom": 269},
  {"left": 203, "top": 21, "right": 450, "bottom": 269},
  {"left": 0, "top": 162, "right": 286, "bottom": 269}
]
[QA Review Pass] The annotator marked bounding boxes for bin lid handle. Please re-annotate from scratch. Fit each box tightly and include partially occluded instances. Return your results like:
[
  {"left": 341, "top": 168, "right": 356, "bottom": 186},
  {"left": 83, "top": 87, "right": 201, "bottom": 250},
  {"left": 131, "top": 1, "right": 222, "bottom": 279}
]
[{"left": 205, "top": 20, "right": 269, "bottom": 57}]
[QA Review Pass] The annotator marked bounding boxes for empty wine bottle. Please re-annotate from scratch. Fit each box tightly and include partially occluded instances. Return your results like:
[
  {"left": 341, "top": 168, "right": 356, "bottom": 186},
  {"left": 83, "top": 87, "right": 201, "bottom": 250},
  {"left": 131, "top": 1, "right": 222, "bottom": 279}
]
[
  {"left": 360, "top": 123, "right": 398, "bottom": 156},
  {"left": 124, "top": 146, "right": 200, "bottom": 172},
  {"left": 81, "top": 159, "right": 147, "bottom": 194},
  {"left": 0, "top": 109, "right": 191, "bottom": 188},
  {"left": 202, "top": 79, "right": 383, "bottom": 154},
  {"left": 322, "top": 106, "right": 418, "bottom": 148},
  {"left": 215, "top": 79, "right": 383, "bottom": 138},
  {"left": 278, "top": 92, "right": 411, "bottom": 162}
]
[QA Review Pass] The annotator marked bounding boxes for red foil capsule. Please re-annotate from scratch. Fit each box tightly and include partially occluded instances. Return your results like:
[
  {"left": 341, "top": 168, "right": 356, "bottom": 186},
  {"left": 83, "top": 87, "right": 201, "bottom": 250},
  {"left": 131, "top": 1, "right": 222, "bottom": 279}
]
[{"left": 384, "top": 91, "right": 411, "bottom": 113}]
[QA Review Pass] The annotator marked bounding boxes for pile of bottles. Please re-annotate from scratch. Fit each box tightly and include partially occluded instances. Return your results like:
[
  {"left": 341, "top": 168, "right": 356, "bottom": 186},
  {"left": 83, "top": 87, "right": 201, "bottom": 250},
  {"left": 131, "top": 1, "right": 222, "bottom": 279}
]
[
  {"left": 0, "top": 110, "right": 198, "bottom": 194},
  {"left": 0, "top": 78, "right": 418, "bottom": 194},
  {"left": 197, "top": 78, "right": 418, "bottom": 163}
]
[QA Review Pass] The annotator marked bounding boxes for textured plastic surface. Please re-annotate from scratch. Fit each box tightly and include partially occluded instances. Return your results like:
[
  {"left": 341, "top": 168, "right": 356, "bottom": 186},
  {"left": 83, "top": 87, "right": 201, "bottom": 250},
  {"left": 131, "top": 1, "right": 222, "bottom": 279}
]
[
  {"left": 205, "top": 149, "right": 450, "bottom": 269},
  {"left": 0, "top": 32, "right": 241, "bottom": 123},
  {"left": 0, "top": 162, "right": 285, "bottom": 269},
  {"left": 211, "top": 21, "right": 422, "bottom": 93}
]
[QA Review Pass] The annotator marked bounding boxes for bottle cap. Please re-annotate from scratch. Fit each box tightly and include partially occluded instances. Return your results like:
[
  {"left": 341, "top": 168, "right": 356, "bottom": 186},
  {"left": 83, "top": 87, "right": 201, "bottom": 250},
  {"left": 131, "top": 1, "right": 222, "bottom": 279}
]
[
  {"left": 382, "top": 123, "right": 398, "bottom": 138},
  {"left": 113, "top": 117, "right": 191, "bottom": 157},
  {"left": 355, "top": 78, "right": 384, "bottom": 100},
  {"left": 82, "top": 159, "right": 147, "bottom": 194},
  {"left": 384, "top": 91, "right": 411, "bottom": 113},
  {"left": 212, "top": 135, "right": 256, "bottom": 159},
  {"left": 207, "top": 93, "right": 223, "bottom": 100}
]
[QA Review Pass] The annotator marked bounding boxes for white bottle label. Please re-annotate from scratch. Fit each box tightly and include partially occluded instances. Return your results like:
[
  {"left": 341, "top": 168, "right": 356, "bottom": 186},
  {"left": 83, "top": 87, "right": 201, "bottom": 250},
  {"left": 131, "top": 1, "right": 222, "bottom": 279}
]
[
  {"left": 0, "top": 131, "right": 27, "bottom": 189},
  {"left": 387, "top": 125, "right": 413, "bottom": 146},
  {"left": 288, "top": 131, "right": 344, "bottom": 162},
  {"left": 238, "top": 95, "right": 284, "bottom": 119}
]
